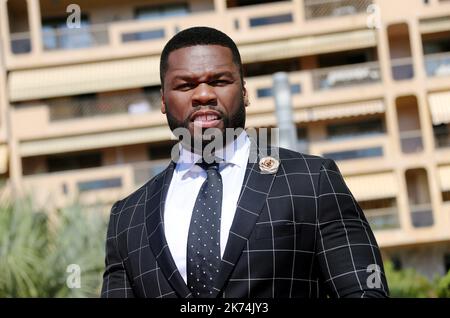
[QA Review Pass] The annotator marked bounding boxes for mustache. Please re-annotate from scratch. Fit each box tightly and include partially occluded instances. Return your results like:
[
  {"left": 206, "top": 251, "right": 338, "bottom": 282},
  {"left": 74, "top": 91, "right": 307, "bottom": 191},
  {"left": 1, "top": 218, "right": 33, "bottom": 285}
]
[{"left": 187, "top": 106, "right": 225, "bottom": 119}]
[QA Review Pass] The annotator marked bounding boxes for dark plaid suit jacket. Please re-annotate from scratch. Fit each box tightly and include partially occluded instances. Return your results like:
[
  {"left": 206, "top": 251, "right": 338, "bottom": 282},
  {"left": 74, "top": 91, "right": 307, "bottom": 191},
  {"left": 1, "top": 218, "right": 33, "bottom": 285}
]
[{"left": 101, "top": 143, "right": 389, "bottom": 298}]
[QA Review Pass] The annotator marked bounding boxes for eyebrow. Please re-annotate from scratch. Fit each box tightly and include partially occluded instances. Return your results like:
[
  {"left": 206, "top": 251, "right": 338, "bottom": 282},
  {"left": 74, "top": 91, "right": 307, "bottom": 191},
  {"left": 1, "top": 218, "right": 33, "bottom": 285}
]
[{"left": 172, "top": 71, "right": 235, "bottom": 81}]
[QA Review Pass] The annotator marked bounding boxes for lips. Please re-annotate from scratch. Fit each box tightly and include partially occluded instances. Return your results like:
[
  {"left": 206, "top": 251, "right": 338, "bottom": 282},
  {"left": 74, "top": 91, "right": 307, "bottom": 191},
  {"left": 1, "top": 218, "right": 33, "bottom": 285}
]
[
  {"left": 193, "top": 113, "right": 219, "bottom": 122},
  {"left": 190, "top": 110, "right": 222, "bottom": 128}
]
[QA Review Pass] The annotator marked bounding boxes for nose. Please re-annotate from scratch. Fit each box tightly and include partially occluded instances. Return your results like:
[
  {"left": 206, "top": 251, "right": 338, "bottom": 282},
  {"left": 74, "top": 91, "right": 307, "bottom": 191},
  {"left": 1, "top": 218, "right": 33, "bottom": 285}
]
[{"left": 192, "top": 83, "right": 217, "bottom": 107}]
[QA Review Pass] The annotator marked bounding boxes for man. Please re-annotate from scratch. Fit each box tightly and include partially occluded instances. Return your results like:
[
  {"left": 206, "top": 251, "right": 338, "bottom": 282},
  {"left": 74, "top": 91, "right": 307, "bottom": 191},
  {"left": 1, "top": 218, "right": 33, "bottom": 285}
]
[{"left": 101, "top": 27, "right": 389, "bottom": 298}]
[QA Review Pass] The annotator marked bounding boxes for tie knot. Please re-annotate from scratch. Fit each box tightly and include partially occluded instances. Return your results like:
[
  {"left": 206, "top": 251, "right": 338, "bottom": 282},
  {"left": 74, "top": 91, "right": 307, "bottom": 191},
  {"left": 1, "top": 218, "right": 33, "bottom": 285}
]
[{"left": 196, "top": 161, "right": 219, "bottom": 172}]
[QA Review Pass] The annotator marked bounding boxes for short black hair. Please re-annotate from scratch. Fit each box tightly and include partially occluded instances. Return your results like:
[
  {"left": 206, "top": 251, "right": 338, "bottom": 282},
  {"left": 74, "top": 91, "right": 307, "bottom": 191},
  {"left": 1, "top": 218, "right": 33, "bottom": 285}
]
[{"left": 159, "top": 26, "right": 243, "bottom": 88}]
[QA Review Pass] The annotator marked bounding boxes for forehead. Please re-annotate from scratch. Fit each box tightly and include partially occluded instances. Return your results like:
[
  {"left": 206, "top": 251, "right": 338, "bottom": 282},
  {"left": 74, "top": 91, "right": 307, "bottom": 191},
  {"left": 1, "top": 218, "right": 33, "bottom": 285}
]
[{"left": 165, "top": 45, "right": 237, "bottom": 75}]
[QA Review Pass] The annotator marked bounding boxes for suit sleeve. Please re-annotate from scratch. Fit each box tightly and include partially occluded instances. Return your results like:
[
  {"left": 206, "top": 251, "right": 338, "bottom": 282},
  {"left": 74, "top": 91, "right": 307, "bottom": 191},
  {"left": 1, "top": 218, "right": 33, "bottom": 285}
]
[
  {"left": 100, "top": 202, "right": 135, "bottom": 298},
  {"left": 315, "top": 159, "right": 389, "bottom": 298}
]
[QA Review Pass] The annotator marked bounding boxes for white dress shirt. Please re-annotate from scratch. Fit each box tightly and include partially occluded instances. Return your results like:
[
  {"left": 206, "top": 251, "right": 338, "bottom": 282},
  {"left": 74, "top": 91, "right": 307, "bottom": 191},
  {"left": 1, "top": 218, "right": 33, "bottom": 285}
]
[{"left": 164, "top": 131, "right": 250, "bottom": 283}]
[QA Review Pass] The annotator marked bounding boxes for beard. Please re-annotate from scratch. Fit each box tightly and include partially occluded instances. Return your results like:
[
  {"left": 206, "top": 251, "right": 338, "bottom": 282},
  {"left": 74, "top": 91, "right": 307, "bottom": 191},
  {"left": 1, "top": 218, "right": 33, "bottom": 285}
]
[{"left": 165, "top": 95, "right": 246, "bottom": 154}]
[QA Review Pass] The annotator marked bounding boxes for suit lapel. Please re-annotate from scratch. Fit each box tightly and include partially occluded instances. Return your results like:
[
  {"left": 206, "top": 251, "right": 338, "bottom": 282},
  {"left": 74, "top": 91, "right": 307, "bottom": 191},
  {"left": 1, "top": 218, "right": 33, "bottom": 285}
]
[
  {"left": 144, "top": 161, "right": 192, "bottom": 298},
  {"left": 212, "top": 140, "right": 277, "bottom": 296}
]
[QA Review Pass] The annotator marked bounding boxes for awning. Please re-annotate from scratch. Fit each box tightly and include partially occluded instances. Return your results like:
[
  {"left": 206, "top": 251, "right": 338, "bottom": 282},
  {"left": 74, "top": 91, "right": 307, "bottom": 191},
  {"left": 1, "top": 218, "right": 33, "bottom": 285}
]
[
  {"left": 438, "top": 165, "right": 450, "bottom": 191},
  {"left": 19, "top": 125, "right": 172, "bottom": 157},
  {"left": 240, "top": 29, "right": 376, "bottom": 63},
  {"left": 0, "top": 144, "right": 7, "bottom": 174},
  {"left": 8, "top": 56, "right": 161, "bottom": 102},
  {"left": 296, "top": 99, "right": 385, "bottom": 122},
  {"left": 344, "top": 172, "right": 398, "bottom": 201},
  {"left": 419, "top": 16, "right": 450, "bottom": 34},
  {"left": 428, "top": 91, "right": 450, "bottom": 125}
]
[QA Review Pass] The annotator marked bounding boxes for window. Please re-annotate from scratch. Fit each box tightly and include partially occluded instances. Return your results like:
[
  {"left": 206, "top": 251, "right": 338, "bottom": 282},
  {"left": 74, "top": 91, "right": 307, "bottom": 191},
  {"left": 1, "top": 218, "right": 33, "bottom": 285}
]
[
  {"left": 249, "top": 13, "right": 293, "bottom": 27},
  {"left": 318, "top": 49, "right": 376, "bottom": 68},
  {"left": 423, "top": 31, "right": 450, "bottom": 54},
  {"left": 148, "top": 142, "right": 177, "bottom": 160},
  {"left": 359, "top": 198, "right": 399, "bottom": 230},
  {"left": 122, "top": 29, "right": 165, "bottom": 42},
  {"left": 323, "top": 147, "right": 383, "bottom": 161},
  {"left": 42, "top": 15, "right": 92, "bottom": 50},
  {"left": 297, "top": 126, "right": 309, "bottom": 152},
  {"left": 78, "top": 177, "right": 122, "bottom": 192},
  {"left": 135, "top": 3, "right": 189, "bottom": 20},
  {"left": 405, "top": 168, "right": 434, "bottom": 228},
  {"left": 327, "top": 118, "right": 384, "bottom": 140},
  {"left": 244, "top": 58, "right": 301, "bottom": 77},
  {"left": 297, "top": 127, "right": 308, "bottom": 143},
  {"left": 227, "top": 0, "right": 288, "bottom": 8},
  {"left": 434, "top": 124, "right": 450, "bottom": 148},
  {"left": 49, "top": 93, "right": 97, "bottom": 120},
  {"left": 256, "top": 84, "right": 301, "bottom": 98},
  {"left": 47, "top": 152, "right": 102, "bottom": 173},
  {"left": 445, "top": 254, "right": 450, "bottom": 273},
  {"left": 49, "top": 88, "right": 160, "bottom": 120}
]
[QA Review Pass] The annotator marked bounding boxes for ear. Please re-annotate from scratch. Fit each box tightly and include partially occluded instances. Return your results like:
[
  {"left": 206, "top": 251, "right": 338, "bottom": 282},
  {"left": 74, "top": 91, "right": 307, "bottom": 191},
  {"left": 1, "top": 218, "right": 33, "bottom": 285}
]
[
  {"left": 243, "top": 81, "right": 249, "bottom": 107},
  {"left": 160, "top": 88, "right": 166, "bottom": 114}
]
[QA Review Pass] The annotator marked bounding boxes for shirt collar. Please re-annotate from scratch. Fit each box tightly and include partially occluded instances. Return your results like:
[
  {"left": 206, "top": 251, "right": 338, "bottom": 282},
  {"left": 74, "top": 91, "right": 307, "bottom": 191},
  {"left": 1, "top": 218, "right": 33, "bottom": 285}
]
[{"left": 176, "top": 130, "right": 249, "bottom": 178}]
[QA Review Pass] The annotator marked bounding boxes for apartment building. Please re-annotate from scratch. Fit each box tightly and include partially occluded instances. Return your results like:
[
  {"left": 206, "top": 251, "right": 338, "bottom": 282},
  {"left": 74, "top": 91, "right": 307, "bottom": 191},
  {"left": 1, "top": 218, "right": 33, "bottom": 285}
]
[{"left": 0, "top": 0, "right": 450, "bottom": 279}]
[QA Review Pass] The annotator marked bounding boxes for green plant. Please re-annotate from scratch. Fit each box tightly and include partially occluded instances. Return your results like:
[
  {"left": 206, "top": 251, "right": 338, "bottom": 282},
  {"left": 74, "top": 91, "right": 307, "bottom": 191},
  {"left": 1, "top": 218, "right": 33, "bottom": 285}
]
[
  {"left": 384, "top": 261, "right": 437, "bottom": 298},
  {"left": 0, "top": 198, "right": 108, "bottom": 297},
  {"left": 435, "top": 270, "right": 450, "bottom": 298},
  {"left": 0, "top": 199, "right": 47, "bottom": 297}
]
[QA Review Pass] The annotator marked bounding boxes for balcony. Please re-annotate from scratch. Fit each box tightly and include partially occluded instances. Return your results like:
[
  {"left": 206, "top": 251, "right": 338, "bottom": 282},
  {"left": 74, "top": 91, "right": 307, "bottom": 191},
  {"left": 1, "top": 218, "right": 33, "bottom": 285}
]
[
  {"left": 399, "top": 130, "right": 424, "bottom": 154},
  {"left": 12, "top": 66, "right": 384, "bottom": 150},
  {"left": 434, "top": 124, "right": 450, "bottom": 148},
  {"left": 42, "top": 24, "right": 110, "bottom": 51},
  {"left": 3, "top": 0, "right": 373, "bottom": 69},
  {"left": 391, "top": 57, "right": 414, "bottom": 81},
  {"left": 366, "top": 207, "right": 400, "bottom": 231},
  {"left": 309, "top": 134, "right": 390, "bottom": 164},
  {"left": 304, "top": 0, "right": 372, "bottom": 19},
  {"left": 10, "top": 32, "right": 31, "bottom": 54},
  {"left": 311, "top": 61, "right": 381, "bottom": 90},
  {"left": 47, "top": 88, "right": 161, "bottom": 122},
  {"left": 410, "top": 204, "right": 434, "bottom": 228},
  {"left": 22, "top": 160, "right": 169, "bottom": 209},
  {"left": 424, "top": 51, "right": 450, "bottom": 77}
]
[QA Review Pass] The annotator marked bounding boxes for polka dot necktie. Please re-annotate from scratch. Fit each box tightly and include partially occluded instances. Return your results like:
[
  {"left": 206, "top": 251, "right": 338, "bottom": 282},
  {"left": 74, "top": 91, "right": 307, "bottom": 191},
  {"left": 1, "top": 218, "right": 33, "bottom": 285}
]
[{"left": 187, "top": 162, "right": 222, "bottom": 298}]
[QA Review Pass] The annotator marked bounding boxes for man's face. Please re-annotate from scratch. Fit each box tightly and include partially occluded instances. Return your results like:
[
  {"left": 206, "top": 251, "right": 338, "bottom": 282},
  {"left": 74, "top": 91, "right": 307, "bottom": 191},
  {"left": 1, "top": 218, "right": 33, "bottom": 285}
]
[{"left": 161, "top": 45, "right": 247, "bottom": 152}]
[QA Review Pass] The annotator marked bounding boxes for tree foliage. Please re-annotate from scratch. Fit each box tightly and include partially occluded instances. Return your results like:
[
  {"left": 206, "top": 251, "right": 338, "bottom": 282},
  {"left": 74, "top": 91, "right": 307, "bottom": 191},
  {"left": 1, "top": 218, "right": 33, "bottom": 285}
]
[
  {"left": 385, "top": 260, "right": 450, "bottom": 298},
  {"left": 0, "top": 199, "right": 107, "bottom": 297}
]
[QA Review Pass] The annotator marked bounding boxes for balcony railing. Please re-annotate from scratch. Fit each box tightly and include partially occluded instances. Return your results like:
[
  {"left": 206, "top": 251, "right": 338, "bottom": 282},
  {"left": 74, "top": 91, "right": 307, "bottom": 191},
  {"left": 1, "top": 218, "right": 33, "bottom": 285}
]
[
  {"left": 365, "top": 207, "right": 400, "bottom": 231},
  {"left": 42, "top": 24, "right": 109, "bottom": 51},
  {"left": 399, "top": 130, "right": 423, "bottom": 154},
  {"left": 48, "top": 89, "right": 161, "bottom": 121},
  {"left": 310, "top": 134, "right": 389, "bottom": 161},
  {"left": 5, "top": 0, "right": 373, "bottom": 62},
  {"left": 10, "top": 32, "right": 31, "bottom": 54},
  {"left": 410, "top": 203, "right": 434, "bottom": 228},
  {"left": 311, "top": 61, "right": 381, "bottom": 90},
  {"left": 391, "top": 57, "right": 414, "bottom": 80},
  {"left": 323, "top": 146, "right": 383, "bottom": 161},
  {"left": 133, "top": 161, "right": 168, "bottom": 186},
  {"left": 22, "top": 159, "right": 169, "bottom": 208},
  {"left": 304, "top": 0, "right": 373, "bottom": 19},
  {"left": 424, "top": 51, "right": 450, "bottom": 78}
]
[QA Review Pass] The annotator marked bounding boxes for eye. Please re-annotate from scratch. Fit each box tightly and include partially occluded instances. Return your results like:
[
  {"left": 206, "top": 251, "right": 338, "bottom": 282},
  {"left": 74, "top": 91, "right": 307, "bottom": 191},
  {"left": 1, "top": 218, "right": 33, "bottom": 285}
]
[
  {"left": 209, "top": 80, "right": 229, "bottom": 86},
  {"left": 176, "top": 83, "right": 196, "bottom": 91}
]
